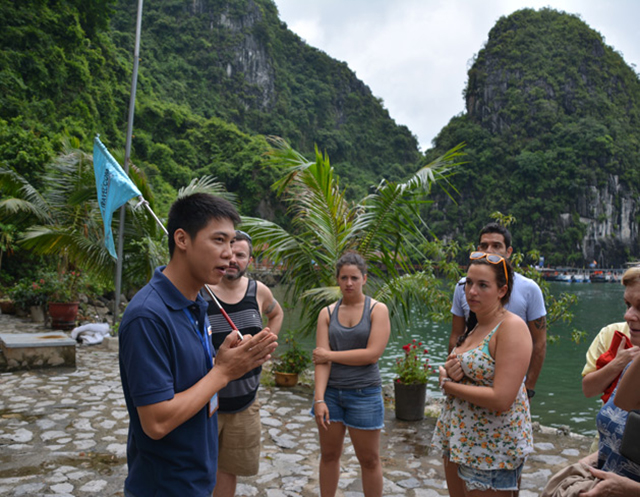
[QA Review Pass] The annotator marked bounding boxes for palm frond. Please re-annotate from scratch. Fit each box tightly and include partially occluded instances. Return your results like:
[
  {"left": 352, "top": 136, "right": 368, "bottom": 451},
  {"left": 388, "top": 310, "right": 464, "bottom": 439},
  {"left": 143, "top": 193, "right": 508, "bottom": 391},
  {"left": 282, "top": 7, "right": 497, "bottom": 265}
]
[
  {"left": 267, "top": 136, "right": 317, "bottom": 196},
  {"left": 177, "top": 175, "right": 236, "bottom": 204},
  {"left": 373, "top": 272, "right": 451, "bottom": 336},
  {"left": 241, "top": 216, "right": 334, "bottom": 299},
  {"left": 406, "top": 142, "right": 467, "bottom": 198},
  {"left": 246, "top": 138, "right": 466, "bottom": 336},
  {"left": 0, "top": 167, "right": 52, "bottom": 223},
  {"left": 294, "top": 285, "right": 342, "bottom": 336},
  {"left": 19, "top": 225, "right": 115, "bottom": 282}
]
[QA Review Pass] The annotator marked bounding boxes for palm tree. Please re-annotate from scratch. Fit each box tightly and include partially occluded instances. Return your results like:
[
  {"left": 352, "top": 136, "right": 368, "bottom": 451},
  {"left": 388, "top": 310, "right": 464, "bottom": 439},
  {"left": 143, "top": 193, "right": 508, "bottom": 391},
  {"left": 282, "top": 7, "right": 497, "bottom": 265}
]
[
  {"left": 241, "top": 138, "right": 466, "bottom": 335},
  {"left": 0, "top": 137, "right": 162, "bottom": 286},
  {"left": 0, "top": 136, "right": 241, "bottom": 289}
]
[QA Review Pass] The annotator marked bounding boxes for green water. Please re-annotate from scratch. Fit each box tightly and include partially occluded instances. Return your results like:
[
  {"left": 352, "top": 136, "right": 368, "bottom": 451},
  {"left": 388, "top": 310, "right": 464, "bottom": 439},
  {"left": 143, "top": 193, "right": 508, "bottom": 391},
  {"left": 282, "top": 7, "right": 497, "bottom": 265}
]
[{"left": 274, "top": 281, "right": 625, "bottom": 436}]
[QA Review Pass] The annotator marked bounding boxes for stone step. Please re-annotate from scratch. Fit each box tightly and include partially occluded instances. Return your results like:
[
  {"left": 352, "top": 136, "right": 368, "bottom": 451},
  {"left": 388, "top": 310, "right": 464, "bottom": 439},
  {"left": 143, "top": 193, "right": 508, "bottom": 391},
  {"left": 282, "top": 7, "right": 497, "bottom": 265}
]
[{"left": 0, "top": 332, "right": 76, "bottom": 370}]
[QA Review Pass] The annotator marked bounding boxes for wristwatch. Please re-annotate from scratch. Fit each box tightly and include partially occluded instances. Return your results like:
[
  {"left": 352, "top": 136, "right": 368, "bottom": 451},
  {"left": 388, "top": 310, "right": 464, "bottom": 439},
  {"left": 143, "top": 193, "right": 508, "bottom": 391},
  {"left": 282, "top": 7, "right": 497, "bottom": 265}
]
[{"left": 526, "top": 388, "right": 536, "bottom": 399}]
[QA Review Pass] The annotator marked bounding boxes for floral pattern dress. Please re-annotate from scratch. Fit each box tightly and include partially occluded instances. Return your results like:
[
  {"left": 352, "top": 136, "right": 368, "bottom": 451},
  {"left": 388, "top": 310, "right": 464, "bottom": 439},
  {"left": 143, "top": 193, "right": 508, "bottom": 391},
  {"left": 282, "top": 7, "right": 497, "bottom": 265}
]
[
  {"left": 596, "top": 363, "right": 640, "bottom": 481},
  {"left": 431, "top": 323, "right": 533, "bottom": 470}
]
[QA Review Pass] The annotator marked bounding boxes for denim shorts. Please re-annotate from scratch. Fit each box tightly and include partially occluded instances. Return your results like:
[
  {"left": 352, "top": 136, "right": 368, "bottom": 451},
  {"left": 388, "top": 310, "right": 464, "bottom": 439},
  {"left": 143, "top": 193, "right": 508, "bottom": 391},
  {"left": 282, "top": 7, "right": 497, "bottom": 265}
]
[
  {"left": 311, "top": 386, "right": 384, "bottom": 430},
  {"left": 458, "top": 462, "right": 523, "bottom": 492}
]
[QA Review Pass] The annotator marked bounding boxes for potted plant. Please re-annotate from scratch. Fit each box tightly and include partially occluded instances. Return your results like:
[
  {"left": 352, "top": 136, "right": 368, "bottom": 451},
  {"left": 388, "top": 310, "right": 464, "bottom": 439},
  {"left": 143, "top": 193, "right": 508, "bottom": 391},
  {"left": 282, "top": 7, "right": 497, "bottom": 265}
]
[
  {"left": 9, "top": 278, "right": 49, "bottom": 322},
  {"left": 273, "top": 334, "right": 311, "bottom": 387},
  {"left": 0, "top": 296, "right": 16, "bottom": 315},
  {"left": 0, "top": 285, "right": 16, "bottom": 315},
  {"left": 393, "top": 339, "right": 433, "bottom": 421},
  {"left": 46, "top": 270, "right": 85, "bottom": 330}
]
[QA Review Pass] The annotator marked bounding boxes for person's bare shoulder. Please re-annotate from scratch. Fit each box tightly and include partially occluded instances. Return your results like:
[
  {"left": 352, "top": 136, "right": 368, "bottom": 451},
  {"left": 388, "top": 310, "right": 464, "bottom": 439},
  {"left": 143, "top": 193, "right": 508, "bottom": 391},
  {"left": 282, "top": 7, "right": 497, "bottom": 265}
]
[
  {"left": 255, "top": 280, "right": 274, "bottom": 300},
  {"left": 503, "top": 311, "right": 530, "bottom": 334},
  {"left": 370, "top": 299, "right": 388, "bottom": 312}
]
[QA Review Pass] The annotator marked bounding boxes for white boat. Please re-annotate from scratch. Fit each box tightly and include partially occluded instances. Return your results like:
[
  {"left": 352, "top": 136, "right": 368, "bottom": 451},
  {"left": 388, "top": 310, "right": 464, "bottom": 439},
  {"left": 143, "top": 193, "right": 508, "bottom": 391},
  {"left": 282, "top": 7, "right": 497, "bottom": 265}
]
[
  {"left": 557, "top": 273, "right": 572, "bottom": 283},
  {"left": 572, "top": 273, "right": 590, "bottom": 283}
]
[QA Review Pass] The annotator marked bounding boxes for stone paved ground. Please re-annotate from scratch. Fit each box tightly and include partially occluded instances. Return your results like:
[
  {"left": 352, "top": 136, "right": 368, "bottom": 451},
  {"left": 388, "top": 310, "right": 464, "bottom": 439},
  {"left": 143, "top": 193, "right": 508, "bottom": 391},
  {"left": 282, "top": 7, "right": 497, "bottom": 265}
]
[{"left": 0, "top": 313, "right": 593, "bottom": 496}]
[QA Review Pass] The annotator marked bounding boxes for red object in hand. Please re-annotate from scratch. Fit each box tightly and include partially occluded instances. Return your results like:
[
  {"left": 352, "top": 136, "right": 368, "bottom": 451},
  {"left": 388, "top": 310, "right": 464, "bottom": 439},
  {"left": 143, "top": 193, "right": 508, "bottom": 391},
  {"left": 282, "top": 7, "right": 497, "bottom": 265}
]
[{"left": 596, "top": 330, "right": 632, "bottom": 403}]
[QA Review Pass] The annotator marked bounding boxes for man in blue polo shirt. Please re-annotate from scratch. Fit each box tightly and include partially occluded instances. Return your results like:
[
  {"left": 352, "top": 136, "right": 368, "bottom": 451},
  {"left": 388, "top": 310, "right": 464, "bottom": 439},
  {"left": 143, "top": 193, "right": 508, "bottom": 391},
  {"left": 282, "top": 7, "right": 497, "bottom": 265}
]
[{"left": 119, "top": 193, "right": 278, "bottom": 497}]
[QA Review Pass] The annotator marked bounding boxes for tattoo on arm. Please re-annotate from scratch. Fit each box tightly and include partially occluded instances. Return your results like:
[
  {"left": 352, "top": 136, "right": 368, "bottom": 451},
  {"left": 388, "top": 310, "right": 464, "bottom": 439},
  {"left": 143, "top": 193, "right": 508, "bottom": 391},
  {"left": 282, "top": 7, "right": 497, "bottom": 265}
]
[
  {"left": 533, "top": 316, "right": 546, "bottom": 332},
  {"left": 265, "top": 299, "right": 277, "bottom": 314}
]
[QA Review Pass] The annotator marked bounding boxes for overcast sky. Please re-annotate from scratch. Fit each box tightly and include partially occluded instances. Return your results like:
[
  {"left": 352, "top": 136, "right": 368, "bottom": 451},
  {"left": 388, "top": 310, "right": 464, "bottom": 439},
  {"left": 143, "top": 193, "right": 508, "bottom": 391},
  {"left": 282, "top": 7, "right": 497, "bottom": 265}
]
[{"left": 272, "top": 0, "right": 640, "bottom": 151}]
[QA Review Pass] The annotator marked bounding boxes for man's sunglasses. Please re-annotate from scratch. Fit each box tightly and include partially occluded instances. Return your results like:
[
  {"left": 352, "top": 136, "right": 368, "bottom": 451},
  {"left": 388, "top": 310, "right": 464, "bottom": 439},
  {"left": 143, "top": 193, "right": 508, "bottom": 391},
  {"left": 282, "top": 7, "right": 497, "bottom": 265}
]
[
  {"left": 469, "top": 251, "right": 508, "bottom": 285},
  {"left": 235, "top": 230, "right": 252, "bottom": 243}
]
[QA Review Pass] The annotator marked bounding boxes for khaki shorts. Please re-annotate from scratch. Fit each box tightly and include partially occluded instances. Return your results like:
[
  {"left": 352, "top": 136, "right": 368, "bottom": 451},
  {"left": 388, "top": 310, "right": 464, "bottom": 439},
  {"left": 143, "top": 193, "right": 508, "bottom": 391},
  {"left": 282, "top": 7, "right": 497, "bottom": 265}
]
[{"left": 217, "top": 398, "right": 261, "bottom": 476}]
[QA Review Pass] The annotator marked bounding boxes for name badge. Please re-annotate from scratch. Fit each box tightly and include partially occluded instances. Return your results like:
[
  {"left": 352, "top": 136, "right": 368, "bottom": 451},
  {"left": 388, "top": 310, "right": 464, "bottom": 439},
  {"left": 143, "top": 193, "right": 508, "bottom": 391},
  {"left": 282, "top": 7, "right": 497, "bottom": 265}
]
[
  {"left": 208, "top": 393, "right": 218, "bottom": 417},
  {"left": 208, "top": 356, "right": 218, "bottom": 417}
]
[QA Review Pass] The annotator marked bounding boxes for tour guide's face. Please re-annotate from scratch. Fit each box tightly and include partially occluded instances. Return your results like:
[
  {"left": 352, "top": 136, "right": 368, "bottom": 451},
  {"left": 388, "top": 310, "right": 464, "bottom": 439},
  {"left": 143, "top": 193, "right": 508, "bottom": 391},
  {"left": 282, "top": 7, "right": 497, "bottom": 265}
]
[
  {"left": 624, "top": 283, "right": 640, "bottom": 347},
  {"left": 183, "top": 218, "right": 235, "bottom": 286},
  {"left": 225, "top": 239, "right": 251, "bottom": 281},
  {"left": 477, "top": 233, "right": 513, "bottom": 260}
]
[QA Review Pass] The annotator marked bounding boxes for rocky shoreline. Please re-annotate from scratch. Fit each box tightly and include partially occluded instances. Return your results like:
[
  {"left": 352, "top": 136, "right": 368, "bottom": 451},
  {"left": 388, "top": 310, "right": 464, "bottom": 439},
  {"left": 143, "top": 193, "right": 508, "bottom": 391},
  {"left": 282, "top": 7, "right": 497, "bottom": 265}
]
[{"left": 0, "top": 312, "right": 592, "bottom": 496}]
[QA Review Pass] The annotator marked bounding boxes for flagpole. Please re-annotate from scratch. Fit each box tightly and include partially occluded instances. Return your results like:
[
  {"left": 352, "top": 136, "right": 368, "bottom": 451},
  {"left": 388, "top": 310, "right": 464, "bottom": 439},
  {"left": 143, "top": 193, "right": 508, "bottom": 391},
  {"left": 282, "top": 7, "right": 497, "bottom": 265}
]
[{"left": 114, "top": 0, "right": 144, "bottom": 327}]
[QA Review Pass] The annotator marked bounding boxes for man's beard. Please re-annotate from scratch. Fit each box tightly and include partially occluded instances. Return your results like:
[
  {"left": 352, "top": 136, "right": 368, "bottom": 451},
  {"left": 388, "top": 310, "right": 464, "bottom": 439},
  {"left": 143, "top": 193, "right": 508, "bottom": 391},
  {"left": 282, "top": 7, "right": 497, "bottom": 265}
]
[{"left": 224, "top": 265, "right": 246, "bottom": 281}]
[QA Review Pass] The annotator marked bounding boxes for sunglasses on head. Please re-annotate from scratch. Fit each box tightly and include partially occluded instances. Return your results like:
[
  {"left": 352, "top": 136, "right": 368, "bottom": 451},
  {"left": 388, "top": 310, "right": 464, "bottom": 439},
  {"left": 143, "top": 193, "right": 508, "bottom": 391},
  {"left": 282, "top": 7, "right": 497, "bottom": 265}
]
[
  {"left": 235, "top": 230, "right": 252, "bottom": 243},
  {"left": 469, "top": 251, "right": 508, "bottom": 285}
]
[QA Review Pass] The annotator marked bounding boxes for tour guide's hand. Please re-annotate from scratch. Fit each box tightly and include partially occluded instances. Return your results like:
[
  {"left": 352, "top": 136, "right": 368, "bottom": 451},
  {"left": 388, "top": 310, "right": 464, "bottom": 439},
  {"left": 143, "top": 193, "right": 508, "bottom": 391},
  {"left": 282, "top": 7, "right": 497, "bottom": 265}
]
[
  {"left": 444, "top": 352, "right": 464, "bottom": 381},
  {"left": 216, "top": 328, "right": 278, "bottom": 383},
  {"left": 313, "top": 346, "right": 331, "bottom": 365},
  {"left": 579, "top": 465, "right": 640, "bottom": 497},
  {"left": 314, "top": 401, "right": 330, "bottom": 430}
]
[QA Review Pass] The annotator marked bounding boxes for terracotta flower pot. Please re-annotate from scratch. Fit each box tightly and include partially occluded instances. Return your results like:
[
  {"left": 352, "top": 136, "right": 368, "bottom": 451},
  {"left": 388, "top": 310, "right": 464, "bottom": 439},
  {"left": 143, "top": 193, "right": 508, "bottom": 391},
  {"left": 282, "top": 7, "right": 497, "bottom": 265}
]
[
  {"left": 394, "top": 381, "right": 427, "bottom": 421},
  {"left": 48, "top": 302, "right": 79, "bottom": 330},
  {"left": 0, "top": 300, "right": 16, "bottom": 315},
  {"left": 274, "top": 371, "right": 299, "bottom": 387}
]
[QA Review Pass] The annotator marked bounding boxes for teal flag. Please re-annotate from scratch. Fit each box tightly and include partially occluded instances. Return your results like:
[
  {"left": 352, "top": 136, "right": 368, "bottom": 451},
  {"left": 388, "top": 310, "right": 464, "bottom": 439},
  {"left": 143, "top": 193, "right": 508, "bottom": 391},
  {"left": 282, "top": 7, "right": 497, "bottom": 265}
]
[{"left": 93, "top": 136, "right": 141, "bottom": 258}]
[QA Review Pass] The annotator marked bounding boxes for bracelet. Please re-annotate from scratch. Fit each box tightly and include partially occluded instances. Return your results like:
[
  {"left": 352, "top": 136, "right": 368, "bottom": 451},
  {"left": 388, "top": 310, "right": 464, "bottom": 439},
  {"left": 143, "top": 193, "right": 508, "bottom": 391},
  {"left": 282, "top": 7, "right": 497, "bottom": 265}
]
[
  {"left": 440, "top": 377, "right": 452, "bottom": 394},
  {"left": 314, "top": 399, "right": 325, "bottom": 404}
]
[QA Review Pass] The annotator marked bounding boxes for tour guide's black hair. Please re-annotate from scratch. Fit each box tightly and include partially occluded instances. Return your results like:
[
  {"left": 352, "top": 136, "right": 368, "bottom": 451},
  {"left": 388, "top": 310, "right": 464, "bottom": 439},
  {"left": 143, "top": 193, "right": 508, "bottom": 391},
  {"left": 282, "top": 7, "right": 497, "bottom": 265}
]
[
  {"left": 479, "top": 222, "right": 512, "bottom": 249},
  {"left": 336, "top": 251, "right": 367, "bottom": 278},
  {"left": 456, "top": 255, "right": 514, "bottom": 347},
  {"left": 167, "top": 193, "right": 240, "bottom": 257}
]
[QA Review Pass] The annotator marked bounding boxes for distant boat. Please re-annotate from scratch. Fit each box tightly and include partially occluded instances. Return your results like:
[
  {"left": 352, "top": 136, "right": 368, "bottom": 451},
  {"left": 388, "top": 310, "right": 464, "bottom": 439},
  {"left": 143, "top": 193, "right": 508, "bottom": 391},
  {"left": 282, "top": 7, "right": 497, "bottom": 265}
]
[
  {"left": 538, "top": 268, "right": 560, "bottom": 281},
  {"left": 557, "top": 273, "right": 572, "bottom": 283},
  {"left": 590, "top": 271, "right": 607, "bottom": 283},
  {"left": 572, "top": 273, "right": 589, "bottom": 283}
]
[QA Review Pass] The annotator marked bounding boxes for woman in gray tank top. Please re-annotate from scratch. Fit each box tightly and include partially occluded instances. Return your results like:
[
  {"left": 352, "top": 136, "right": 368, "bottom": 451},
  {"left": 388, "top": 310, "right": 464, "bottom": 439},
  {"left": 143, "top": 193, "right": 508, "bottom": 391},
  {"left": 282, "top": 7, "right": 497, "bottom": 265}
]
[{"left": 311, "top": 251, "right": 390, "bottom": 497}]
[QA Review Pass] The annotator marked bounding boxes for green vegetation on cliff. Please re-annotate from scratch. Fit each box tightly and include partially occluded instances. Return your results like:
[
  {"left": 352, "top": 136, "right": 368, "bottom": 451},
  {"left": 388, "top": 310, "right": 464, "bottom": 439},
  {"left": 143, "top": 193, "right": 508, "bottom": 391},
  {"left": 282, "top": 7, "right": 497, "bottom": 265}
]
[
  {"left": 1, "top": 0, "right": 422, "bottom": 214},
  {"left": 425, "top": 8, "right": 640, "bottom": 266},
  {"left": 2, "top": 3, "right": 640, "bottom": 271}
]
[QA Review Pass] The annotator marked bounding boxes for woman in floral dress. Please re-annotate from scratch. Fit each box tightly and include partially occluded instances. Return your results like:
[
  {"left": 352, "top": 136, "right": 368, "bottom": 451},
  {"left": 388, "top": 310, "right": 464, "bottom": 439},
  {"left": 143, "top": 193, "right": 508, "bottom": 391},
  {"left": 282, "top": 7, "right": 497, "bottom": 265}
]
[{"left": 432, "top": 252, "right": 533, "bottom": 496}]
